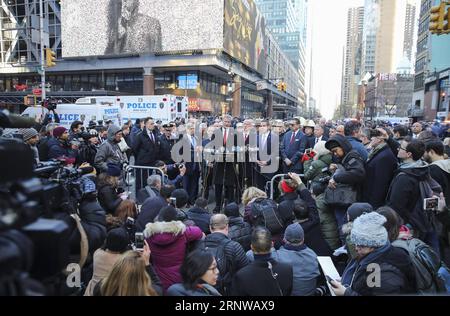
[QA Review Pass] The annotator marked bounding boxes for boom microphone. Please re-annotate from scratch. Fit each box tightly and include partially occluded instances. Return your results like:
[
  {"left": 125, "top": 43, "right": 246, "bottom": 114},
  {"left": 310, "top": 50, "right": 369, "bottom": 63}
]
[{"left": 0, "top": 110, "right": 36, "bottom": 128}]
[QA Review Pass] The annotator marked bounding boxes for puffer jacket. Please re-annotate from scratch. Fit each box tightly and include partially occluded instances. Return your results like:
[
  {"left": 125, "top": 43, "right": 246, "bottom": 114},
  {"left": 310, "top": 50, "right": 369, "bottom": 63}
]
[
  {"left": 314, "top": 193, "right": 341, "bottom": 250},
  {"left": 94, "top": 125, "right": 128, "bottom": 173},
  {"left": 144, "top": 221, "right": 203, "bottom": 293},
  {"left": 304, "top": 153, "right": 332, "bottom": 183},
  {"left": 228, "top": 216, "right": 252, "bottom": 252},
  {"left": 328, "top": 135, "right": 366, "bottom": 186},
  {"left": 342, "top": 244, "right": 417, "bottom": 296}
]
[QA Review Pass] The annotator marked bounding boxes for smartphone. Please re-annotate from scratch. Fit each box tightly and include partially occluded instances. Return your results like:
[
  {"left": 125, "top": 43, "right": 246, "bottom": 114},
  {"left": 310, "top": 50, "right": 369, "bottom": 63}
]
[
  {"left": 134, "top": 232, "right": 144, "bottom": 251},
  {"left": 170, "top": 197, "right": 177, "bottom": 207},
  {"left": 424, "top": 197, "right": 439, "bottom": 211}
]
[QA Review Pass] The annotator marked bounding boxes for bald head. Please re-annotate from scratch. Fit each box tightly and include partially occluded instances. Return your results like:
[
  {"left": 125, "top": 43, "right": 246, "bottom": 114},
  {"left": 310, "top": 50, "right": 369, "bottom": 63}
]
[{"left": 210, "top": 214, "right": 229, "bottom": 233}]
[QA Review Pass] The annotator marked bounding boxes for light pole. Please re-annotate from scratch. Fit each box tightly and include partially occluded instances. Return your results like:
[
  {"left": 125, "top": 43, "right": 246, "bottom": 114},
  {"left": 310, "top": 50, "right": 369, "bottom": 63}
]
[{"left": 39, "top": 0, "right": 46, "bottom": 101}]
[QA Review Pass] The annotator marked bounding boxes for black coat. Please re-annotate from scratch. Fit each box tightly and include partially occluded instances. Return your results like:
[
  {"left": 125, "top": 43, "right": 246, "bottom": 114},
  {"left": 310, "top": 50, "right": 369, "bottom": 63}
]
[
  {"left": 159, "top": 134, "right": 176, "bottom": 164},
  {"left": 97, "top": 184, "right": 122, "bottom": 215},
  {"left": 186, "top": 207, "right": 211, "bottom": 234},
  {"left": 363, "top": 145, "right": 398, "bottom": 208},
  {"left": 136, "top": 186, "right": 160, "bottom": 205},
  {"left": 230, "top": 258, "right": 293, "bottom": 296},
  {"left": 328, "top": 135, "right": 366, "bottom": 186},
  {"left": 135, "top": 196, "right": 168, "bottom": 232},
  {"left": 344, "top": 246, "right": 416, "bottom": 296},
  {"left": 132, "top": 129, "right": 161, "bottom": 166},
  {"left": 386, "top": 163, "right": 435, "bottom": 235},
  {"left": 213, "top": 129, "right": 239, "bottom": 186},
  {"left": 227, "top": 217, "right": 252, "bottom": 252}
]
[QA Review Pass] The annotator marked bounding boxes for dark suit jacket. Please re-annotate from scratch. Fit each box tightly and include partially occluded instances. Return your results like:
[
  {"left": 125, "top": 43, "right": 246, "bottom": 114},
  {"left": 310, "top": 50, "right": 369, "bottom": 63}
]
[
  {"left": 133, "top": 129, "right": 161, "bottom": 166},
  {"left": 180, "top": 135, "right": 200, "bottom": 176},
  {"left": 280, "top": 130, "right": 306, "bottom": 171},
  {"left": 213, "top": 128, "right": 238, "bottom": 186}
]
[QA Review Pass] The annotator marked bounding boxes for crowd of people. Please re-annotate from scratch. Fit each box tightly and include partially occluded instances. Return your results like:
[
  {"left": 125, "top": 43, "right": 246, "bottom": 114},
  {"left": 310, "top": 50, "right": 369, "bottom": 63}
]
[{"left": 7, "top": 110, "right": 450, "bottom": 296}]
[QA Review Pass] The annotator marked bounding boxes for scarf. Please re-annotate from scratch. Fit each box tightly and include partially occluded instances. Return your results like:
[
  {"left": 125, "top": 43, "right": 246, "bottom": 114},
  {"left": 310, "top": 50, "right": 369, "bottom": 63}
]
[{"left": 341, "top": 242, "right": 391, "bottom": 287}]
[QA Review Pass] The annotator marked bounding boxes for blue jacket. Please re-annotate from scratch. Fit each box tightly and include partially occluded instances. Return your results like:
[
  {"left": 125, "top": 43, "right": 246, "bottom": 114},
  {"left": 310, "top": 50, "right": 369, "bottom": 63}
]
[
  {"left": 48, "top": 138, "right": 77, "bottom": 160},
  {"left": 281, "top": 130, "right": 306, "bottom": 171},
  {"left": 346, "top": 136, "right": 368, "bottom": 161},
  {"left": 275, "top": 244, "right": 321, "bottom": 296}
]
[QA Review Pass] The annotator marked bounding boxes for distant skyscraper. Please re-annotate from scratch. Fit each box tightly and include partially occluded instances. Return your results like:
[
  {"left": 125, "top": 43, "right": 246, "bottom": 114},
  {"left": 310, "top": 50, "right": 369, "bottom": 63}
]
[
  {"left": 362, "top": 0, "right": 417, "bottom": 75},
  {"left": 341, "top": 6, "right": 365, "bottom": 107},
  {"left": 256, "top": 0, "right": 308, "bottom": 109}
]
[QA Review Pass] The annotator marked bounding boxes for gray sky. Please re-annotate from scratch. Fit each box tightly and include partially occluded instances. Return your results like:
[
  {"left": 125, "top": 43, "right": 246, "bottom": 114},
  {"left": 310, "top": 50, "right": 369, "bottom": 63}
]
[{"left": 309, "top": 0, "right": 364, "bottom": 119}]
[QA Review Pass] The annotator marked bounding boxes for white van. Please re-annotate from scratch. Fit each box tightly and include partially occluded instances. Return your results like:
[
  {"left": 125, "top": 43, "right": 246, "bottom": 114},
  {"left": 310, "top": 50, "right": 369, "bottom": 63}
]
[
  {"left": 75, "top": 95, "right": 189, "bottom": 123},
  {"left": 21, "top": 103, "right": 123, "bottom": 129}
]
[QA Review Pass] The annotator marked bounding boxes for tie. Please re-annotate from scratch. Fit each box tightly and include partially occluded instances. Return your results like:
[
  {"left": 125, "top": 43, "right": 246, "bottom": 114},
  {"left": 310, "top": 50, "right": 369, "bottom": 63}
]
[
  {"left": 315, "top": 138, "right": 319, "bottom": 145},
  {"left": 290, "top": 132, "right": 296, "bottom": 144},
  {"left": 191, "top": 136, "right": 196, "bottom": 148},
  {"left": 224, "top": 129, "right": 228, "bottom": 145},
  {"left": 150, "top": 131, "right": 154, "bottom": 143}
]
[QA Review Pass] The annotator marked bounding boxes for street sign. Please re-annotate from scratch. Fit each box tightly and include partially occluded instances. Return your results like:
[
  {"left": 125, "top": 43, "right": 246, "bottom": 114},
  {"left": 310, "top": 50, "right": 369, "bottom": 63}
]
[
  {"left": 256, "top": 81, "right": 268, "bottom": 91},
  {"left": 33, "top": 88, "right": 42, "bottom": 96}
]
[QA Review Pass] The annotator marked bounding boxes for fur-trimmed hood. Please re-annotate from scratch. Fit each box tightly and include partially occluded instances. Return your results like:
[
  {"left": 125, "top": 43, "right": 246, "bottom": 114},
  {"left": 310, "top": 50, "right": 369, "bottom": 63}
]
[
  {"left": 342, "top": 222, "right": 353, "bottom": 236},
  {"left": 143, "top": 221, "right": 186, "bottom": 246}
]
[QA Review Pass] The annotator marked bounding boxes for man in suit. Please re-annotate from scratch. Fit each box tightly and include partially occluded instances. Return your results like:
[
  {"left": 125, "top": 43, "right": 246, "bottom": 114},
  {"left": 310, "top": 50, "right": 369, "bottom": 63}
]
[
  {"left": 280, "top": 118, "right": 306, "bottom": 173},
  {"left": 182, "top": 122, "right": 201, "bottom": 206},
  {"left": 255, "top": 120, "right": 277, "bottom": 191},
  {"left": 314, "top": 124, "right": 328, "bottom": 145},
  {"left": 132, "top": 117, "right": 161, "bottom": 191},
  {"left": 231, "top": 227, "right": 293, "bottom": 296},
  {"left": 213, "top": 115, "right": 239, "bottom": 213}
]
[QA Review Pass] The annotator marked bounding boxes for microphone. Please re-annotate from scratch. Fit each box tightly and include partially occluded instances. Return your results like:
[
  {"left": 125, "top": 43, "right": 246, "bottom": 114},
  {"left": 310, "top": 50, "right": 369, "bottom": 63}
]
[
  {"left": 0, "top": 111, "right": 37, "bottom": 128},
  {"left": 77, "top": 166, "right": 94, "bottom": 175}
]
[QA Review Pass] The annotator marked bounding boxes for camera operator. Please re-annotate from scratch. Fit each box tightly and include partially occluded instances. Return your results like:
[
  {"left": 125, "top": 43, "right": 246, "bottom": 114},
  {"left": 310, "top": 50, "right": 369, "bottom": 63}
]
[
  {"left": 154, "top": 160, "right": 186, "bottom": 188},
  {"left": 38, "top": 123, "right": 59, "bottom": 162},
  {"left": 21, "top": 128, "right": 40, "bottom": 168},
  {"left": 48, "top": 126, "right": 78, "bottom": 161},
  {"left": 94, "top": 125, "right": 128, "bottom": 175}
]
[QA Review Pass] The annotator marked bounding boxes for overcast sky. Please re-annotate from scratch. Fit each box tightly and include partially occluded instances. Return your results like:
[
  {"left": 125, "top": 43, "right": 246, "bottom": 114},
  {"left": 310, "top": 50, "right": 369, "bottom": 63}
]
[{"left": 309, "top": 0, "right": 364, "bottom": 119}]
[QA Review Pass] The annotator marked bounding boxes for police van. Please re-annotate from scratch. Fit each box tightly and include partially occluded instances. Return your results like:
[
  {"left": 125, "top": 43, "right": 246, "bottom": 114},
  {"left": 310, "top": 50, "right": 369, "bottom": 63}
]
[
  {"left": 75, "top": 95, "right": 189, "bottom": 123},
  {"left": 21, "top": 103, "right": 123, "bottom": 129},
  {"left": 21, "top": 95, "right": 188, "bottom": 128}
]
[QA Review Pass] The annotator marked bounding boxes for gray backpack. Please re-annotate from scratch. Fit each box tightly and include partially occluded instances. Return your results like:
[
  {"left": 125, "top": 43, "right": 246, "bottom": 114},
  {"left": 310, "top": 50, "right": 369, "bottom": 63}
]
[{"left": 392, "top": 238, "right": 446, "bottom": 294}]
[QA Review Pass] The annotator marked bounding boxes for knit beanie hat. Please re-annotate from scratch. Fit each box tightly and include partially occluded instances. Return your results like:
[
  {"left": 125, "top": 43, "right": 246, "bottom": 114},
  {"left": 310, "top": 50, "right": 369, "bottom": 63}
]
[
  {"left": 22, "top": 128, "right": 39, "bottom": 142},
  {"left": 224, "top": 202, "right": 240, "bottom": 217},
  {"left": 107, "top": 163, "right": 122, "bottom": 177},
  {"left": 284, "top": 223, "right": 305, "bottom": 244},
  {"left": 347, "top": 203, "right": 373, "bottom": 222},
  {"left": 351, "top": 212, "right": 388, "bottom": 248},
  {"left": 53, "top": 126, "right": 67, "bottom": 138}
]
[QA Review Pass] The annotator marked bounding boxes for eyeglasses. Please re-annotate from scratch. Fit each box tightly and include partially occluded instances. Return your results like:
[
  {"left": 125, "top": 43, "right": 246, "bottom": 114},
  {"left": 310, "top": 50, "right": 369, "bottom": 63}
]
[{"left": 398, "top": 146, "right": 408, "bottom": 152}]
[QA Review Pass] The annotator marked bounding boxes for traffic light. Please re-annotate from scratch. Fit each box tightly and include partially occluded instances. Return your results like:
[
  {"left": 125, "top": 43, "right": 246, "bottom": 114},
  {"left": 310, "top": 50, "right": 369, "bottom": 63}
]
[
  {"left": 277, "top": 81, "right": 287, "bottom": 92},
  {"left": 282, "top": 82, "right": 287, "bottom": 92},
  {"left": 45, "top": 48, "right": 56, "bottom": 67},
  {"left": 429, "top": 2, "right": 446, "bottom": 34}
]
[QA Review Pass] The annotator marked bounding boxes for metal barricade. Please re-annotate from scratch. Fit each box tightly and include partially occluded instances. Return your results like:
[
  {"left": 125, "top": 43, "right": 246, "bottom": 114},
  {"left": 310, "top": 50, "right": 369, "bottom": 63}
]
[
  {"left": 125, "top": 165, "right": 165, "bottom": 204},
  {"left": 267, "top": 173, "right": 305, "bottom": 200}
]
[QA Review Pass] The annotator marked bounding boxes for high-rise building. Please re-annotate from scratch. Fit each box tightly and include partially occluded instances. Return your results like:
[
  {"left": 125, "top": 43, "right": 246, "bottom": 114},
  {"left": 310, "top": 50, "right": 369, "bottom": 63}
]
[
  {"left": 255, "top": 0, "right": 308, "bottom": 111},
  {"left": 341, "top": 7, "right": 365, "bottom": 107},
  {"left": 362, "top": 0, "right": 417, "bottom": 75}
]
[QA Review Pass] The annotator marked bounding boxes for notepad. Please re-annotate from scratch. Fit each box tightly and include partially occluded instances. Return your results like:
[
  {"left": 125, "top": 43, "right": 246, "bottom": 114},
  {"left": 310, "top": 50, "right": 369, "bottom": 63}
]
[{"left": 318, "top": 256, "right": 341, "bottom": 297}]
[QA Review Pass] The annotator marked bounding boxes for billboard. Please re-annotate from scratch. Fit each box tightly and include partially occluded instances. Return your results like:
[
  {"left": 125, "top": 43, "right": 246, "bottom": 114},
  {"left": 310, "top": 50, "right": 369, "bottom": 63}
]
[
  {"left": 62, "top": 0, "right": 224, "bottom": 58},
  {"left": 223, "top": 0, "right": 267, "bottom": 74}
]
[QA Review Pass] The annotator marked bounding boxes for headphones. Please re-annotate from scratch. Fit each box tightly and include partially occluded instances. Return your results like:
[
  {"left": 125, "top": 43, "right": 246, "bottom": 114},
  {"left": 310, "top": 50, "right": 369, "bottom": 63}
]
[{"left": 267, "top": 261, "right": 283, "bottom": 296}]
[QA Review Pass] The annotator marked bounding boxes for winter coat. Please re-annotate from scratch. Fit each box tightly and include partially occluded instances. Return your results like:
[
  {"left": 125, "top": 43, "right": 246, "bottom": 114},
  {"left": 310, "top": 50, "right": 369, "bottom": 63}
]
[
  {"left": 94, "top": 125, "right": 128, "bottom": 173},
  {"left": 341, "top": 244, "right": 416, "bottom": 296},
  {"left": 281, "top": 130, "right": 306, "bottom": 172},
  {"left": 76, "top": 143, "right": 97, "bottom": 166},
  {"left": 362, "top": 144, "right": 398, "bottom": 208},
  {"left": 167, "top": 283, "right": 221, "bottom": 296},
  {"left": 275, "top": 244, "right": 321, "bottom": 296},
  {"left": 429, "top": 159, "right": 450, "bottom": 206},
  {"left": 230, "top": 255, "right": 293, "bottom": 296},
  {"left": 186, "top": 207, "right": 211, "bottom": 234},
  {"left": 38, "top": 136, "right": 52, "bottom": 161},
  {"left": 143, "top": 221, "right": 203, "bottom": 293},
  {"left": 136, "top": 186, "right": 160, "bottom": 205},
  {"left": 346, "top": 136, "right": 368, "bottom": 161},
  {"left": 315, "top": 193, "right": 341, "bottom": 251},
  {"left": 304, "top": 153, "right": 333, "bottom": 183},
  {"left": 97, "top": 183, "right": 122, "bottom": 215},
  {"left": 228, "top": 216, "right": 252, "bottom": 252},
  {"left": 84, "top": 249, "right": 122, "bottom": 296},
  {"left": 159, "top": 134, "right": 176, "bottom": 164},
  {"left": 135, "top": 196, "right": 168, "bottom": 232},
  {"left": 387, "top": 161, "right": 436, "bottom": 235},
  {"left": 202, "top": 232, "right": 249, "bottom": 281},
  {"left": 47, "top": 138, "right": 77, "bottom": 160},
  {"left": 329, "top": 135, "right": 366, "bottom": 186},
  {"left": 133, "top": 129, "right": 161, "bottom": 166}
]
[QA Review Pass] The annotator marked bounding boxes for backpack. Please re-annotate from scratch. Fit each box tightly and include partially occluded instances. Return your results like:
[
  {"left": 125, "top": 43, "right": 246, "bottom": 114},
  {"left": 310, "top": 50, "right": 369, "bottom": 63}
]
[
  {"left": 392, "top": 238, "right": 447, "bottom": 294},
  {"left": 198, "top": 238, "right": 234, "bottom": 295},
  {"left": 251, "top": 198, "right": 284, "bottom": 234}
]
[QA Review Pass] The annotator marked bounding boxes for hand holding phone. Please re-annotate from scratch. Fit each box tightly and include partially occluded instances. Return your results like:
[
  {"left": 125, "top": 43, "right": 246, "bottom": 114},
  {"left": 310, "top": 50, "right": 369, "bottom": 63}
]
[{"left": 134, "top": 232, "right": 145, "bottom": 251}]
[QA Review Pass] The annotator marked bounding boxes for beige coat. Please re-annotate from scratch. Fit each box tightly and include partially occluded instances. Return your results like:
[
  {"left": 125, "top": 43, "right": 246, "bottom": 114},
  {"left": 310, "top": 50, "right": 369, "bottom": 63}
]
[{"left": 84, "top": 249, "right": 123, "bottom": 296}]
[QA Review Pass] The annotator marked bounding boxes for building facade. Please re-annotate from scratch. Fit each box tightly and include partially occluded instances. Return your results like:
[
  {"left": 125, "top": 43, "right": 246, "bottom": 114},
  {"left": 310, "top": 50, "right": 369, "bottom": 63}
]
[
  {"left": 0, "top": 0, "right": 300, "bottom": 119},
  {"left": 341, "top": 7, "right": 365, "bottom": 108}
]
